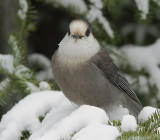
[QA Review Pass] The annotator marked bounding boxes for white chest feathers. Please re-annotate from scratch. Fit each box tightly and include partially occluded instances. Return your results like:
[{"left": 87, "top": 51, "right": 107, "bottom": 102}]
[{"left": 57, "top": 34, "right": 100, "bottom": 65}]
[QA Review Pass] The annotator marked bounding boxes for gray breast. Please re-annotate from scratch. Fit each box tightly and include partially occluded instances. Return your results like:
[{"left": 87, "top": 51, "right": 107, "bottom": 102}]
[{"left": 52, "top": 53, "right": 124, "bottom": 109}]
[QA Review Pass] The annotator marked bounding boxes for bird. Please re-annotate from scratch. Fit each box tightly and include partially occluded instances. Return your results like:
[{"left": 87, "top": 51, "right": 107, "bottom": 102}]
[{"left": 52, "top": 19, "right": 143, "bottom": 118}]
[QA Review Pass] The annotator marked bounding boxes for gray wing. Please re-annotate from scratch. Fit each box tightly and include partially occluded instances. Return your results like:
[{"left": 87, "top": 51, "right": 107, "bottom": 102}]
[{"left": 92, "top": 48, "right": 141, "bottom": 104}]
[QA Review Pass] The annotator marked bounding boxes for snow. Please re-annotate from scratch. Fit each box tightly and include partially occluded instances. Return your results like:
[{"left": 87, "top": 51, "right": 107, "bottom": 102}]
[
  {"left": 122, "top": 39, "right": 160, "bottom": 98},
  {"left": 28, "top": 54, "right": 51, "bottom": 70},
  {"left": 26, "top": 82, "right": 40, "bottom": 93},
  {"left": 17, "top": 0, "right": 28, "bottom": 20},
  {"left": 36, "top": 68, "right": 53, "bottom": 81},
  {"left": 89, "top": 0, "right": 103, "bottom": 9},
  {"left": 135, "top": 0, "right": 149, "bottom": 19},
  {"left": 157, "top": 127, "right": 160, "bottom": 133},
  {"left": 8, "top": 35, "right": 20, "bottom": 62},
  {"left": 1, "top": 90, "right": 159, "bottom": 140},
  {"left": 0, "top": 54, "right": 14, "bottom": 74},
  {"left": 87, "top": 0, "right": 114, "bottom": 38},
  {"left": 0, "top": 91, "right": 74, "bottom": 140},
  {"left": 138, "top": 106, "right": 158, "bottom": 123},
  {"left": 28, "top": 54, "right": 54, "bottom": 81},
  {"left": 72, "top": 124, "right": 120, "bottom": 140},
  {"left": 0, "top": 91, "right": 121, "bottom": 140},
  {"left": 44, "top": 0, "right": 114, "bottom": 38},
  {"left": 107, "top": 105, "right": 129, "bottom": 121},
  {"left": 39, "top": 81, "right": 51, "bottom": 90},
  {"left": 15, "top": 65, "right": 33, "bottom": 78},
  {"left": 8, "top": 35, "right": 17, "bottom": 47},
  {"left": 138, "top": 76, "right": 149, "bottom": 93},
  {"left": 55, "top": 105, "right": 108, "bottom": 139},
  {"left": 46, "top": 0, "right": 87, "bottom": 14},
  {"left": 0, "top": 78, "right": 10, "bottom": 90},
  {"left": 121, "top": 115, "right": 137, "bottom": 132}
]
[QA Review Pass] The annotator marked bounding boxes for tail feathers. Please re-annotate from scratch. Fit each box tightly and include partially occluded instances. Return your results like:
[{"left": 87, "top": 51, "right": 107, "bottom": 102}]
[{"left": 125, "top": 99, "right": 143, "bottom": 119}]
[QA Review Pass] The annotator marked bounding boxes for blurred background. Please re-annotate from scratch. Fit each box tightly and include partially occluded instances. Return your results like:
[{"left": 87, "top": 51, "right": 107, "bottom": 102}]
[{"left": 0, "top": 0, "right": 160, "bottom": 119}]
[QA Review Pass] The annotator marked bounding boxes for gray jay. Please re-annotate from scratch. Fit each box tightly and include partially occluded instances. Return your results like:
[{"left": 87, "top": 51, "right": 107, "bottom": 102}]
[{"left": 52, "top": 19, "right": 143, "bottom": 118}]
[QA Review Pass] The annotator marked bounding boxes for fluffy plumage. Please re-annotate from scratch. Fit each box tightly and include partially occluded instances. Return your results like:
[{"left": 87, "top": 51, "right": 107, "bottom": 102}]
[{"left": 52, "top": 19, "right": 142, "bottom": 118}]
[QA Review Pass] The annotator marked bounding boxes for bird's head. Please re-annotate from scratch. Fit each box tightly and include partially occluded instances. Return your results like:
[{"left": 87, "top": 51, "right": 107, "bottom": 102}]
[
  {"left": 68, "top": 19, "right": 92, "bottom": 42},
  {"left": 58, "top": 19, "right": 100, "bottom": 64}
]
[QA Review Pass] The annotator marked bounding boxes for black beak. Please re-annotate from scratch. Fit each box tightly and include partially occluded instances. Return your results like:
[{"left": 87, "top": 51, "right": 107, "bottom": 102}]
[{"left": 72, "top": 33, "right": 83, "bottom": 39}]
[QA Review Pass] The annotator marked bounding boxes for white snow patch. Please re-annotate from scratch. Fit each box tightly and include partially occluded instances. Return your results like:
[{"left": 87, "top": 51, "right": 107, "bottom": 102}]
[
  {"left": 39, "top": 81, "right": 51, "bottom": 90},
  {"left": 0, "top": 78, "right": 10, "bottom": 93},
  {"left": 138, "top": 106, "right": 157, "bottom": 123},
  {"left": 89, "top": 0, "right": 103, "bottom": 9},
  {"left": 26, "top": 82, "right": 40, "bottom": 93},
  {"left": 121, "top": 115, "right": 137, "bottom": 132},
  {"left": 107, "top": 105, "right": 129, "bottom": 121},
  {"left": 17, "top": 0, "right": 28, "bottom": 20},
  {"left": 15, "top": 65, "right": 33, "bottom": 78},
  {"left": 157, "top": 127, "right": 160, "bottom": 133},
  {"left": 0, "top": 54, "right": 14, "bottom": 74},
  {"left": 56, "top": 105, "right": 108, "bottom": 140},
  {"left": 135, "top": 0, "right": 149, "bottom": 19},
  {"left": 8, "top": 35, "right": 21, "bottom": 61},
  {"left": 122, "top": 39, "right": 160, "bottom": 98},
  {"left": 72, "top": 124, "right": 120, "bottom": 140}
]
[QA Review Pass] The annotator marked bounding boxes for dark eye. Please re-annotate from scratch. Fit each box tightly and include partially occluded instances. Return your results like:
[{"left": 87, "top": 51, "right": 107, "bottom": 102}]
[
  {"left": 68, "top": 29, "right": 71, "bottom": 36},
  {"left": 85, "top": 28, "right": 90, "bottom": 37}
]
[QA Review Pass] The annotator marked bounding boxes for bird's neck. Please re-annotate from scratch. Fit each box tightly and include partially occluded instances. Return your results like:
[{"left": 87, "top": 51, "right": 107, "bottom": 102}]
[{"left": 57, "top": 34, "right": 100, "bottom": 65}]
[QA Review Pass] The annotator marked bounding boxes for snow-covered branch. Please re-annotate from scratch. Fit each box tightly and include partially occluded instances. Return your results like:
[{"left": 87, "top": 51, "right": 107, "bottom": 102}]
[
  {"left": 121, "top": 39, "right": 160, "bottom": 100},
  {"left": 0, "top": 90, "right": 159, "bottom": 140},
  {"left": 17, "top": 0, "right": 28, "bottom": 20},
  {"left": 135, "top": 0, "right": 149, "bottom": 19}
]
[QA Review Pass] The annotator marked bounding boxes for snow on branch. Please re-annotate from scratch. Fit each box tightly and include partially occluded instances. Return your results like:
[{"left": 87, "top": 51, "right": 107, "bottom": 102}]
[
  {"left": 0, "top": 55, "right": 14, "bottom": 74},
  {"left": 8, "top": 35, "right": 24, "bottom": 66},
  {"left": 15, "top": 65, "right": 34, "bottom": 79},
  {"left": 43, "top": 0, "right": 114, "bottom": 38},
  {"left": 25, "top": 82, "right": 40, "bottom": 93},
  {"left": 135, "top": 0, "right": 149, "bottom": 19},
  {"left": 122, "top": 39, "right": 160, "bottom": 99},
  {"left": 39, "top": 81, "right": 51, "bottom": 90},
  {"left": 87, "top": 0, "right": 114, "bottom": 38},
  {"left": 28, "top": 53, "right": 53, "bottom": 81},
  {"left": 54, "top": 0, "right": 87, "bottom": 14},
  {"left": 17, "top": 0, "right": 28, "bottom": 20},
  {"left": 0, "top": 90, "right": 159, "bottom": 140}
]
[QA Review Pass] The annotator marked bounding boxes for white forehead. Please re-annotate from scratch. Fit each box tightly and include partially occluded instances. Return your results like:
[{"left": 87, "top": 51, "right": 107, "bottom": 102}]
[{"left": 69, "top": 20, "right": 88, "bottom": 34}]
